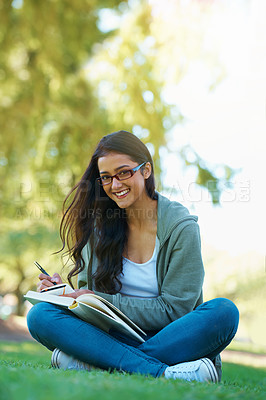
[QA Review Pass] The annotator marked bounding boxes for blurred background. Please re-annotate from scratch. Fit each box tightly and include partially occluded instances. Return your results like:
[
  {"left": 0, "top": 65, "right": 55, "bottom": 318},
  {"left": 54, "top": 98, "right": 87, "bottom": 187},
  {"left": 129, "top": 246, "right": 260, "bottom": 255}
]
[{"left": 0, "top": 0, "right": 265, "bottom": 354}]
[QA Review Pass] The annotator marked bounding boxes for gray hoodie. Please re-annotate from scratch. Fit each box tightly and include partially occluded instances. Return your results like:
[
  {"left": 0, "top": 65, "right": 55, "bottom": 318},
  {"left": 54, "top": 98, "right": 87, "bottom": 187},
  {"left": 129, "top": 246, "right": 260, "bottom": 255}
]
[{"left": 78, "top": 192, "right": 204, "bottom": 331}]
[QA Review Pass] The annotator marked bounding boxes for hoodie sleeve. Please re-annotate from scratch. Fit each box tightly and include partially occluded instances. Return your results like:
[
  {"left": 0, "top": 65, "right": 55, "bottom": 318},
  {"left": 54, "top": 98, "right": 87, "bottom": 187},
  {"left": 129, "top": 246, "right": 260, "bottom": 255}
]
[{"left": 93, "top": 221, "right": 205, "bottom": 331}]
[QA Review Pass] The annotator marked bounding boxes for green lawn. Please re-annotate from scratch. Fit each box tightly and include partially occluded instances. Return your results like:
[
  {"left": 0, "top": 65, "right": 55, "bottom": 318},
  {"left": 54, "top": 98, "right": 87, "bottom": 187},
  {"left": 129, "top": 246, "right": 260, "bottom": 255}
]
[{"left": 0, "top": 341, "right": 265, "bottom": 400}]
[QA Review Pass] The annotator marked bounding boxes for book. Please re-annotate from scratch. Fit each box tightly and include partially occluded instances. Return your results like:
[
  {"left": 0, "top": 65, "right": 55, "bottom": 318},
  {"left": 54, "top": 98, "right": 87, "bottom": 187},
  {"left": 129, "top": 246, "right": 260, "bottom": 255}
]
[{"left": 24, "top": 284, "right": 146, "bottom": 343}]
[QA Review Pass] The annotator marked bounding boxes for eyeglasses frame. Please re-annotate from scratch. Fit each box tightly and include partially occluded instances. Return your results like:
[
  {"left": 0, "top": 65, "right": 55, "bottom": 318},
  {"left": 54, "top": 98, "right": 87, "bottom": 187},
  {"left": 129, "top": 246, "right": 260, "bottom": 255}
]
[{"left": 97, "top": 162, "right": 146, "bottom": 186}]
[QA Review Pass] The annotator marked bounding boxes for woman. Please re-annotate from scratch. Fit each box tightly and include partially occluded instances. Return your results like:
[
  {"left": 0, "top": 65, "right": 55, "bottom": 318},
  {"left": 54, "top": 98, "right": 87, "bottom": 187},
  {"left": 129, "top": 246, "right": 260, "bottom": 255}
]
[{"left": 27, "top": 130, "right": 239, "bottom": 382}]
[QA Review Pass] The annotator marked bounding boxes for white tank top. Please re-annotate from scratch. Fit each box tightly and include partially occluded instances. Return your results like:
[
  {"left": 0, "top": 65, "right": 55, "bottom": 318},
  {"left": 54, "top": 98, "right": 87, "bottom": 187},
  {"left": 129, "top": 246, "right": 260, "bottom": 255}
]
[{"left": 119, "top": 236, "right": 159, "bottom": 298}]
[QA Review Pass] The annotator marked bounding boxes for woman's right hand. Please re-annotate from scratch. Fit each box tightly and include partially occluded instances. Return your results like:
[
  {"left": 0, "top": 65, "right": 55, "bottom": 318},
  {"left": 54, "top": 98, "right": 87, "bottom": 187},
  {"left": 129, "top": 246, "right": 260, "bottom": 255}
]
[{"left": 37, "top": 273, "right": 62, "bottom": 292}]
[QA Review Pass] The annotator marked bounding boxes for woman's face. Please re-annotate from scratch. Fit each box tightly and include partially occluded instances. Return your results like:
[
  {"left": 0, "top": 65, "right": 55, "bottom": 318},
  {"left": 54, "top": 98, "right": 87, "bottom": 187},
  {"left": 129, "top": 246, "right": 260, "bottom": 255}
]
[{"left": 97, "top": 152, "right": 151, "bottom": 209}]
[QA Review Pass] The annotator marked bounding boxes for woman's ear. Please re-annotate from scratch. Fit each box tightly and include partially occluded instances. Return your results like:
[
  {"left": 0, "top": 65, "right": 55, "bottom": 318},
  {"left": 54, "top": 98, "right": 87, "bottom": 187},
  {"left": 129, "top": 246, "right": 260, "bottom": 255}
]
[{"left": 143, "top": 162, "right": 152, "bottom": 179}]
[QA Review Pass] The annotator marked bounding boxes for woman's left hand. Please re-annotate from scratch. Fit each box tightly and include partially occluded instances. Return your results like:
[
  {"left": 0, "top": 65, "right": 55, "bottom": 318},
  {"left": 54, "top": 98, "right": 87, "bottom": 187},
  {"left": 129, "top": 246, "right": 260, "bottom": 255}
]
[{"left": 61, "top": 289, "right": 94, "bottom": 299}]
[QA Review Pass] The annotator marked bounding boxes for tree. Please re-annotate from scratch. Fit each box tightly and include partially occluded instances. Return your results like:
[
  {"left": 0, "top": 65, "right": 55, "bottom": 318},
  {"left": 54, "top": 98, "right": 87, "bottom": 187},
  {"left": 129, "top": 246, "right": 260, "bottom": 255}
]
[
  {"left": 0, "top": 222, "right": 62, "bottom": 315},
  {"left": 0, "top": 0, "right": 125, "bottom": 221}
]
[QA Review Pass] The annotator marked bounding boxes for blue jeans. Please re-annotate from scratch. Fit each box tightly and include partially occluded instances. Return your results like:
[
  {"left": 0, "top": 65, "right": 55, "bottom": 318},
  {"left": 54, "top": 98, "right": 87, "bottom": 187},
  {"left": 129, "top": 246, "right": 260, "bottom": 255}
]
[{"left": 27, "top": 297, "right": 239, "bottom": 378}]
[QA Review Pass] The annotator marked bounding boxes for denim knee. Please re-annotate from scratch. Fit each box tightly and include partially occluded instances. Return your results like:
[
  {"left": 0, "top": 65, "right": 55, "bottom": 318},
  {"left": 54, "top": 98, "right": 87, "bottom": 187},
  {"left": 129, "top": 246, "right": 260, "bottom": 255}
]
[
  {"left": 27, "top": 302, "right": 53, "bottom": 339},
  {"left": 211, "top": 297, "right": 239, "bottom": 334}
]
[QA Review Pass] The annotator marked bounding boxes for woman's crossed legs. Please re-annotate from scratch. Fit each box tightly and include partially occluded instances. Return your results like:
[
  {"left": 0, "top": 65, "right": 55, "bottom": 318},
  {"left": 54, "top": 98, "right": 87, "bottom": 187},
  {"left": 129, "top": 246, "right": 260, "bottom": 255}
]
[{"left": 27, "top": 297, "right": 239, "bottom": 378}]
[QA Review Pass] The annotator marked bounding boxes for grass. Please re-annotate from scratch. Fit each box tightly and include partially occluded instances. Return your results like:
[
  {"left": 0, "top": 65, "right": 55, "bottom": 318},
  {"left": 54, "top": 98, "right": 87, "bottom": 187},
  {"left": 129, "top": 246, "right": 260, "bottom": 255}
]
[{"left": 0, "top": 341, "right": 265, "bottom": 400}]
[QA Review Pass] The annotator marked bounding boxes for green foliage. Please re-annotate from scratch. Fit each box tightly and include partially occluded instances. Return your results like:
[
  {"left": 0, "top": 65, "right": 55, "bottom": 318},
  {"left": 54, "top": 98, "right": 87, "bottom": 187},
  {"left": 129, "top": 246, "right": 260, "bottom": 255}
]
[
  {"left": 0, "top": 341, "right": 265, "bottom": 400},
  {"left": 0, "top": 0, "right": 124, "bottom": 220},
  {"left": 0, "top": 221, "right": 63, "bottom": 314},
  {"left": 180, "top": 145, "right": 236, "bottom": 204}
]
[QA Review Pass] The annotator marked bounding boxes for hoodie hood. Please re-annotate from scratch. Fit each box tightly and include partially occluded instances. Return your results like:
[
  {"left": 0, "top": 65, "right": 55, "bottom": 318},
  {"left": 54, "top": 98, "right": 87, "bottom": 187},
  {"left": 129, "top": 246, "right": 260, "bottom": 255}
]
[{"left": 156, "top": 192, "right": 198, "bottom": 246}]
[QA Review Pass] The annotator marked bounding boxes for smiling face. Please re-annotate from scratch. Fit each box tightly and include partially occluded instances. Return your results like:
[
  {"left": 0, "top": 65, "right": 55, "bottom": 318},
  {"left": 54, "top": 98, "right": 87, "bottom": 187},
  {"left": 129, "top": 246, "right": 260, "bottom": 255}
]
[{"left": 97, "top": 152, "right": 152, "bottom": 209}]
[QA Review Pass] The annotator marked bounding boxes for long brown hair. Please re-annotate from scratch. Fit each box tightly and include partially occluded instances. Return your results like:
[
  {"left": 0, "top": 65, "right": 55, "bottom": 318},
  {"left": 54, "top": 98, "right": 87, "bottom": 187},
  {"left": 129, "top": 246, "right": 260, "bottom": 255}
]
[{"left": 59, "top": 130, "right": 156, "bottom": 293}]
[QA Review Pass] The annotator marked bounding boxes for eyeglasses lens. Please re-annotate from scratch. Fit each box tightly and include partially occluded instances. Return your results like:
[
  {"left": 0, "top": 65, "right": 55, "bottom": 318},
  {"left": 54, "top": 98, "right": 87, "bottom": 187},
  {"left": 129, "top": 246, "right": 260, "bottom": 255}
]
[
  {"left": 117, "top": 170, "right": 132, "bottom": 180},
  {"left": 101, "top": 170, "right": 132, "bottom": 185}
]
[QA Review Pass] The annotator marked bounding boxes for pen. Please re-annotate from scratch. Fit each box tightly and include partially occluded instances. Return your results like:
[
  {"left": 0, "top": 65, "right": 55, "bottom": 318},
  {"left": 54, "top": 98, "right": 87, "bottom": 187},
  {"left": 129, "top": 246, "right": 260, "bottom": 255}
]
[{"left": 34, "top": 261, "right": 56, "bottom": 284}]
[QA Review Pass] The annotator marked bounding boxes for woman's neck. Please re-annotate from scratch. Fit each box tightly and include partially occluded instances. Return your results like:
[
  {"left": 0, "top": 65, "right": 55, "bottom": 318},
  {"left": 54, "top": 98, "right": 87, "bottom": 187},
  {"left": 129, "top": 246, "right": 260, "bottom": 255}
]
[{"left": 126, "top": 195, "right": 157, "bottom": 230}]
